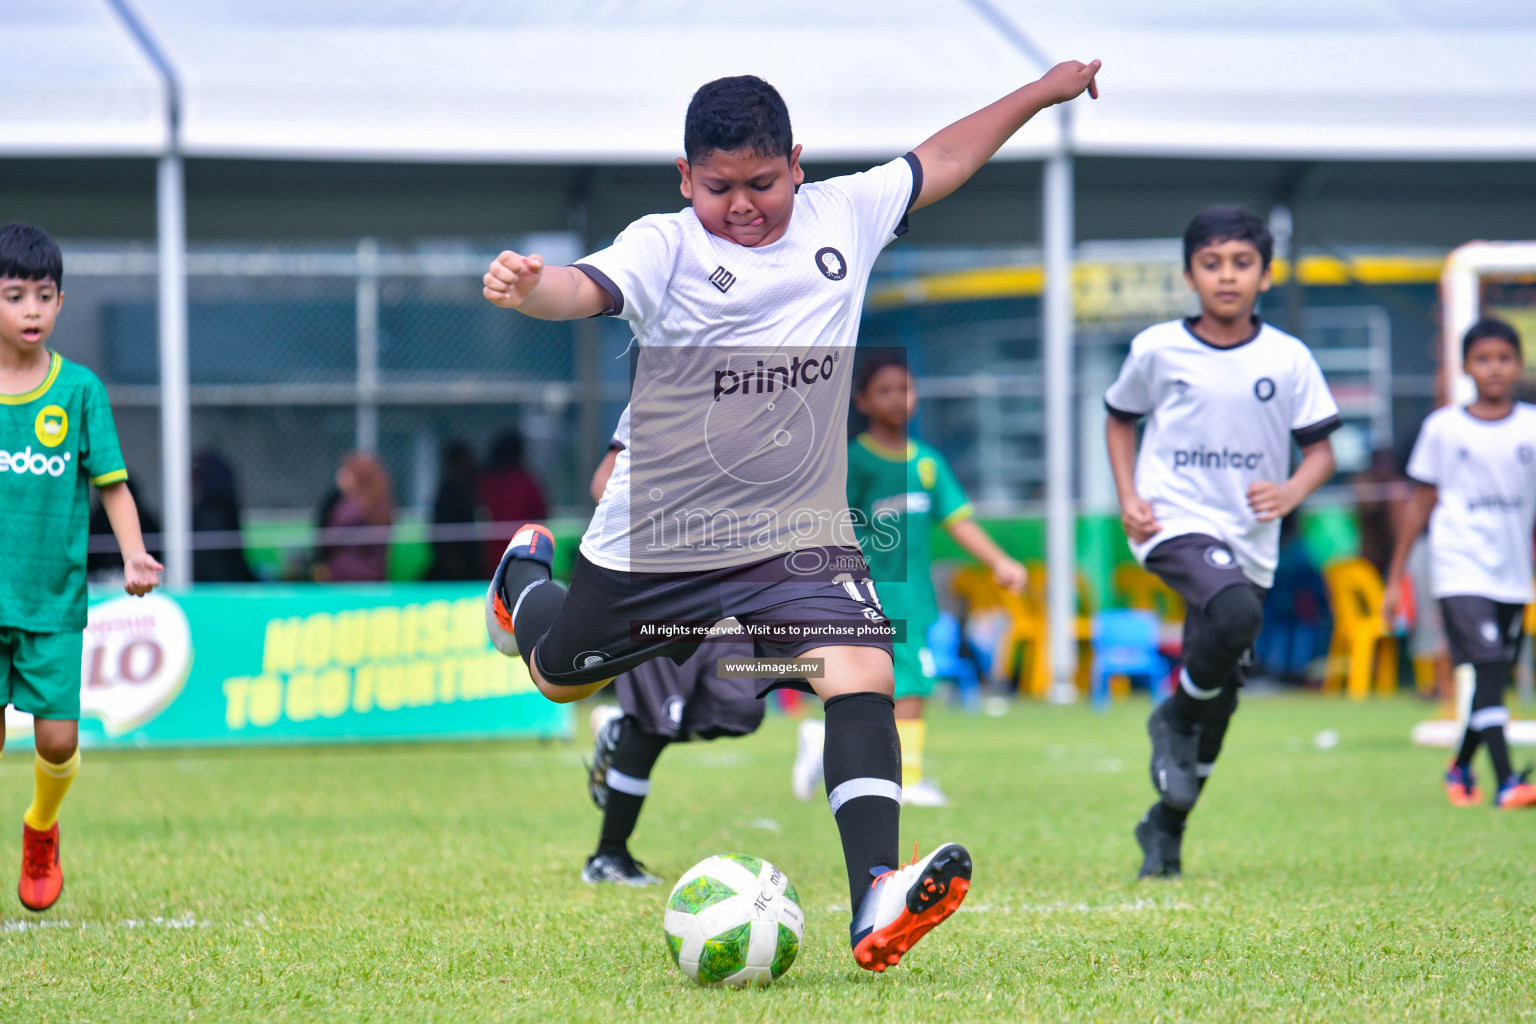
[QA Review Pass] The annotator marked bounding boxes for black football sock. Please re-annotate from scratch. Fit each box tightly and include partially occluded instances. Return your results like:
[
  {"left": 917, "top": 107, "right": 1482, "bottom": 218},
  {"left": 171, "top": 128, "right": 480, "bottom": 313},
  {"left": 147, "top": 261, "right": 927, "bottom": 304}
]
[
  {"left": 597, "top": 723, "right": 670, "bottom": 855},
  {"left": 1161, "top": 682, "right": 1233, "bottom": 824},
  {"left": 1470, "top": 662, "right": 1514, "bottom": 783},
  {"left": 1453, "top": 725, "right": 1482, "bottom": 770},
  {"left": 822, "top": 691, "right": 902, "bottom": 918},
  {"left": 500, "top": 558, "right": 565, "bottom": 673}
]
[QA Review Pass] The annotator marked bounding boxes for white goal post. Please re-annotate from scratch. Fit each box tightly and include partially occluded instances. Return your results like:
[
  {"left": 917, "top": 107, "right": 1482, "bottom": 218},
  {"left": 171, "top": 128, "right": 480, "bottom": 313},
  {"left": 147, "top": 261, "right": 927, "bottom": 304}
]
[{"left": 1441, "top": 241, "right": 1536, "bottom": 405}]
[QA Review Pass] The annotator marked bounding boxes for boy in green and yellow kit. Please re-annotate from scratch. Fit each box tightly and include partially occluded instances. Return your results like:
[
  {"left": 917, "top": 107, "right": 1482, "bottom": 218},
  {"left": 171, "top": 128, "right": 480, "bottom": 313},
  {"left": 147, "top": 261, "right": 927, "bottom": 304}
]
[
  {"left": 0, "top": 222, "right": 162, "bottom": 910},
  {"left": 793, "top": 353, "right": 1026, "bottom": 806}
]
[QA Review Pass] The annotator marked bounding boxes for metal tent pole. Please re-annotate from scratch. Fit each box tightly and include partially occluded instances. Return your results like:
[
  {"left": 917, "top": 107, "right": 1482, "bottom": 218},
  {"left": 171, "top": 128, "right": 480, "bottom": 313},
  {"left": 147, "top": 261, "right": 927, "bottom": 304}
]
[
  {"left": 1042, "top": 136, "right": 1078, "bottom": 704},
  {"left": 156, "top": 155, "right": 191, "bottom": 587},
  {"left": 108, "top": 0, "right": 191, "bottom": 587}
]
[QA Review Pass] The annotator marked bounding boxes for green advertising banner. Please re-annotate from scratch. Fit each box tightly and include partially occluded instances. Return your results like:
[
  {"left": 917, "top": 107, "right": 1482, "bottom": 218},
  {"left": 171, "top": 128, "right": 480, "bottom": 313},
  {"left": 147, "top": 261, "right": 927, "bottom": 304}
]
[{"left": 2, "top": 584, "right": 571, "bottom": 749}]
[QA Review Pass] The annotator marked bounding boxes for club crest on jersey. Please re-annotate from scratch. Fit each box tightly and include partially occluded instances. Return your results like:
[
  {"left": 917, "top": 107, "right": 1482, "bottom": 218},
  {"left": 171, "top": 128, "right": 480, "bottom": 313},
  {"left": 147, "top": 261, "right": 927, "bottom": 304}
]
[
  {"left": 1204, "top": 546, "right": 1236, "bottom": 569},
  {"left": 34, "top": 405, "right": 68, "bottom": 448},
  {"left": 1253, "top": 377, "right": 1276, "bottom": 402},
  {"left": 708, "top": 266, "right": 736, "bottom": 293},
  {"left": 1520, "top": 444, "right": 1534, "bottom": 465},
  {"left": 814, "top": 247, "right": 846, "bottom": 281}
]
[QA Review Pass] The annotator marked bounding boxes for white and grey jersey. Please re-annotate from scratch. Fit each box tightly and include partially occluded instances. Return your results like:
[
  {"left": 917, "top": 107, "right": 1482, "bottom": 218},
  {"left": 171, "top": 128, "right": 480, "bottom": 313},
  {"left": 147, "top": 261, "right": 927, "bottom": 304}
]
[
  {"left": 1406, "top": 402, "right": 1536, "bottom": 604},
  {"left": 1104, "top": 318, "right": 1340, "bottom": 588},
  {"left": 573, "top": 154, "right": 921, "bottom": 572}
]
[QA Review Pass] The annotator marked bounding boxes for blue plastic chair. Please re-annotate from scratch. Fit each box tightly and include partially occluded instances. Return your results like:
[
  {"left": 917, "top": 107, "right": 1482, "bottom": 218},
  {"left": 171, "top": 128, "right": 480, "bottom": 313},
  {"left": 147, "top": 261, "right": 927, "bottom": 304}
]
[
  {"left": 927, "top": 612, "right": 981, "bottom": 712},
  {"left": 1090, "top": 609, "right": 1169, "bottom": 713}
]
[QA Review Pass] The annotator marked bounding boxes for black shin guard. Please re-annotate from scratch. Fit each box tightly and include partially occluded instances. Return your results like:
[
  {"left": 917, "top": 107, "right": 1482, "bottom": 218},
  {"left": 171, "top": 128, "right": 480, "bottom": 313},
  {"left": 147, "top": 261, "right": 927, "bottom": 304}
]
[
  {"left": 597, "top": 723, "right": 670, "bottom": 854},
  {"left": 822, "top": 692, "right": 902, "bottom": 914},
  {"left": 1172, "top": 585, "right": 1263, "bottom": 724}
]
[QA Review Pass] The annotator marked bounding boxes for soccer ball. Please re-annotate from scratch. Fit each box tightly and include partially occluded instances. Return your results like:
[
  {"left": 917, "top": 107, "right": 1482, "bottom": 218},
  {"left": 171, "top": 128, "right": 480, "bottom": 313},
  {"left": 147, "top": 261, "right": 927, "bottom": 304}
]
[{"left": 663, "top": 853, "right": 805, "bottom": 987}]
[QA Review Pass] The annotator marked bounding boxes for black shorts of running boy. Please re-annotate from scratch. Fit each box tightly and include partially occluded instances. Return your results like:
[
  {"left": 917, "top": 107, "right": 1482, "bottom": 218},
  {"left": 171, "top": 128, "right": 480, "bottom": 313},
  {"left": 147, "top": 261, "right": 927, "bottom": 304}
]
[
  {"left": 1440, "top": 595, "right": 1525, "bottom": 667},
  {"left": 533, "top": 545, "right": 894, "bottom": 696},
  {"left": 1144, "top": 533, "right": 1267, "bottom": 679},
  {"left": 616, "top": 639, "right": 765, "bottom": 740}
]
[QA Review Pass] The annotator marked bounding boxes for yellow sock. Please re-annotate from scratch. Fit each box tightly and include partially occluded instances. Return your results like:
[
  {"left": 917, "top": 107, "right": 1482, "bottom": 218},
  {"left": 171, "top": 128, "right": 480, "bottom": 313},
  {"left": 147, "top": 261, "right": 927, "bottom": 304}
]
[
  {"left": 24, "top": 750, "right": 80, "bottom": 831},
  {"left": 895, "top": 719, "right": 926, "bottom": 789}
]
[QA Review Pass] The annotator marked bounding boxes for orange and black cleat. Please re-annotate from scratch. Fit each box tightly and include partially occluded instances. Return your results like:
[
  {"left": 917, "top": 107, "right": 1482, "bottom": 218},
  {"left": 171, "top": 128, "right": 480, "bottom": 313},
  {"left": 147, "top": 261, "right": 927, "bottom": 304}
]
[
  {"left": 850, "top": 842, "right": 971, "bottom": 972},
  {"left": 19, "top": 822, "right": 63, "bottom": 912},
  {"left": 1444, "top": 763, "right": 1482, "bottom": 807},
  {"left": 1495, "top": 771, "right": 1536, "bottom": 809},
  {"left": 484, "top": 524, "right": 556, "bottom": 657}
]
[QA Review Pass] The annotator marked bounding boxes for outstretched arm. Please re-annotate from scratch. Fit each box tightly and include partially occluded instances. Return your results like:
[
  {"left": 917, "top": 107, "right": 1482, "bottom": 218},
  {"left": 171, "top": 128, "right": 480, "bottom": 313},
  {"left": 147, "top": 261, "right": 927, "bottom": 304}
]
[
  {"left": 482, "top": 251, "right": 611, "bottom": 320},
  {"left": 910, "top": 59, "right": 1100, "bottom": 211}
]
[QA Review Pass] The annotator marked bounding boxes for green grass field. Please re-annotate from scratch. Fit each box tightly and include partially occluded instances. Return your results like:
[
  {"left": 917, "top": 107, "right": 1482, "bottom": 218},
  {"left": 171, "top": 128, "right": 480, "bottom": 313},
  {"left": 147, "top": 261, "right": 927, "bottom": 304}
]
[{"left": 1, "top": 693, "right": 1533, "bottom": 1023}]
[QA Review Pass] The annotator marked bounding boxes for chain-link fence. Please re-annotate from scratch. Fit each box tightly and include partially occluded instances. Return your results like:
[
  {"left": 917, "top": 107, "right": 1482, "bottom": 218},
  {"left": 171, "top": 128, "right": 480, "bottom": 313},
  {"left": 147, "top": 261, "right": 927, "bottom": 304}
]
[{"left": 57, "top": 238, "right": 1428, "bottom": 581}]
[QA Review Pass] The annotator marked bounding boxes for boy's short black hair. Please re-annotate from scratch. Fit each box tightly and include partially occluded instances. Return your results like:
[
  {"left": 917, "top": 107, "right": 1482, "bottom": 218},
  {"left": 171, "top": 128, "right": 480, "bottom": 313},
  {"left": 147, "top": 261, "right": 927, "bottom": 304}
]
[
  {"left": 1462, "top": 317, "right": 1522, "bottom": 360},
  {"left": 0, "top": 222, "right": 63, "bottom": 289},
  {"left": 1182, "top": 205, "right": 1273, "bottom": 270},
  {"left": 854, "top": 351, "right": 910, "bottom": 395},
  {"left": 683, "top": 76, "right": 793, "bottom": 165}
]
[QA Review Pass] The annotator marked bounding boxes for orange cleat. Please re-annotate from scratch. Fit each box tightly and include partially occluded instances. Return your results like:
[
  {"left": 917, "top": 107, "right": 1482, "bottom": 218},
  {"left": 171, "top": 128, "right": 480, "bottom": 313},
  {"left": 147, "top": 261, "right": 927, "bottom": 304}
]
[
  {"left": 850, "top": 842, "right": 971, "bottom": 972},
  {"left": 1444, "top": 763, "right": 1482, "bottom": 807},
  {"left": 484, "top": 524, "right": 556, "bottom": 657},
  {"left": 1495, "top": 773, "right": 1536, "bottom": 809},
  {"left": 18, "top": 822, "right": 62, "bottom": 912}
]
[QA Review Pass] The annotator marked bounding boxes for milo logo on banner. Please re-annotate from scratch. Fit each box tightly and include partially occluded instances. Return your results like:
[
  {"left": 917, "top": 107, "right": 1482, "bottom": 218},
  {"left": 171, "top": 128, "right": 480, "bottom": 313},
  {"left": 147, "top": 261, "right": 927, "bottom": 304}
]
[{"left": 84, "top": 594, "right": 194, "bottom": 735}]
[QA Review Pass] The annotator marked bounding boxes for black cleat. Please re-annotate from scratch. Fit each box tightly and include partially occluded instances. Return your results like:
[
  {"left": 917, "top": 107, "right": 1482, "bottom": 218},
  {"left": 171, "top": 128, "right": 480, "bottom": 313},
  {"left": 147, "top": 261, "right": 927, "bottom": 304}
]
[
  {"left": 585, "top": 705, "right": 625, "bottom": 811},
  {"left": 582, "top": 849, "right": 661, "bottom": 886},
  {"left": 1135, "top": 805, "right": 1184, "bottom": 879},
  {"left": 1147, "top": 700, "right": 1202, "bottom": 812}
]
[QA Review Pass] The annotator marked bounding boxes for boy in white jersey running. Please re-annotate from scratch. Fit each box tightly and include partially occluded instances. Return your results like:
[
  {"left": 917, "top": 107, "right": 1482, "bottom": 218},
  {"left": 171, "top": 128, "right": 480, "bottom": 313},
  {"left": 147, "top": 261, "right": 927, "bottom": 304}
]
[
  {"left": 1383, "top": 318, "right": 1536, "bottom": 810},
  {"left": 1105, "top": 206, "right": 1340, "bottom": 879},
  {"left": 481, "top": 64, "right": 1101, "bottom": 971}
]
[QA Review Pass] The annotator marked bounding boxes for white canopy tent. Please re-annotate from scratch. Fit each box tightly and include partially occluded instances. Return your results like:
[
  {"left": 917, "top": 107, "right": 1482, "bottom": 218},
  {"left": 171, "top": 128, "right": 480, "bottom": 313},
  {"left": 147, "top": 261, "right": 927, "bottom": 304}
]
[{"left": 7, "top": 0, "right": 1536, "bottom": 693}]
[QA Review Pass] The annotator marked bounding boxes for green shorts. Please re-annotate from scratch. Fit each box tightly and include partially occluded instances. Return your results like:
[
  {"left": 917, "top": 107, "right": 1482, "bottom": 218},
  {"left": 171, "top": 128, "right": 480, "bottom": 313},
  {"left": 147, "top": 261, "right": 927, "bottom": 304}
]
[
  {"left": 892, "top": 636, "right": 938, "bottom": 700},
  {"left": 0, "top": 628, "right": 83, "bottom": 720}
]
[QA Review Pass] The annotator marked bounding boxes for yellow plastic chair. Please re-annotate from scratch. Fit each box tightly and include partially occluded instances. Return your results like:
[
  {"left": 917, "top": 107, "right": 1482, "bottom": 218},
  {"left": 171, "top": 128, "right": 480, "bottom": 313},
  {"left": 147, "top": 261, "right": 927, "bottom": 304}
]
[
  {"left": 1112, "top": 563, "right": 1185, "bottom": 623},
  {"left": 1322, "top": 558, "right": 1397, "bottom": 700}
]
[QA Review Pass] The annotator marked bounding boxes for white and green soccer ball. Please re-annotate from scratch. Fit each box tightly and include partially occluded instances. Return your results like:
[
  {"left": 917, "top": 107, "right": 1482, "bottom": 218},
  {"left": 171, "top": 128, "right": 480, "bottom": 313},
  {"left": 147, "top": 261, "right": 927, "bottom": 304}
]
[{"left": 663, "top": 853, "right": 805, "bottom": 988}]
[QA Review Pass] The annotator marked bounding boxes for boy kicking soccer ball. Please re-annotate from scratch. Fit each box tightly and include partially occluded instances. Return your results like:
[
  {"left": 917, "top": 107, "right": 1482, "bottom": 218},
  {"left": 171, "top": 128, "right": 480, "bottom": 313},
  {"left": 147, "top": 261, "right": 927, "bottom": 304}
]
[
  {"left": 1105, "top": 206, "right": 1339, "bottom": 879},
  {"left": 0, "top": 223, "right": 162, "bottom": 910},
  {"left": 1384, "top": 318, "right": 1536, "bottom": 810},
  {"left": 582, "top": 426, "right": 765, "bottom": 886},
  {"left": 483, "top": 63, "right": 1100, "bottom": 969},
  {"left": 792, "top": 353, "right": 1026, "bottom": 807}
]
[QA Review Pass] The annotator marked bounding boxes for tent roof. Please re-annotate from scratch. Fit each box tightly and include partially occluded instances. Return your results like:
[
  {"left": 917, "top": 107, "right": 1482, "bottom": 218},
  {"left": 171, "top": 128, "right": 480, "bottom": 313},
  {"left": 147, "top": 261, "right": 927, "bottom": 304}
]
[
  {"left": 1006, "top": 0, "right": 1536, "bottom": 159},
  {"left": 6, "top": 1, "right": 1536, "bottom": 162},
  {"left": 0, "top": 0, "right": 167, "bottom": 156},
  {"left": 130, "top": 0, "right": 1056, "bottom": 163}
]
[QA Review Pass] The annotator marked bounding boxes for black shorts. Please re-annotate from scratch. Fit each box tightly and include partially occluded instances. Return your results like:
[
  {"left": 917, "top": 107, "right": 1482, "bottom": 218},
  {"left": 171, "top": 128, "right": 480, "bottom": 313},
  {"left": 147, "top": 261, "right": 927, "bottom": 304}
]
[
  {"left": 534, "top": 545, "right": 894, "bottom": 694},
  {"left": 1440, "top": 595, "right": 1526, "bottom": 666},
  {"left": 1145, "top": 533, "right": 1267, "bottom": 673},
  {"left": 616, "top": 639, "right": 765, "bottom": 740}
]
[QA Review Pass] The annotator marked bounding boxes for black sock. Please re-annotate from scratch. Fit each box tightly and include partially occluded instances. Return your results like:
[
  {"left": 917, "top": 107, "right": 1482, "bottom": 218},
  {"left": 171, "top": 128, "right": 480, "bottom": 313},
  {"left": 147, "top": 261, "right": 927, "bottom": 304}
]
[
  {"left": 500, "top": 559, "right": 564, "bottom": 672},
  {"left": 1454, "top": 726, "right": 1482, "bottom": 770},
  {"left": 1482, "top": 728, "right": 1513, "bottom": 784},
  {"left": 1469, "top": 662, "right": 1513, "bottom": 782},
  {"left": 1151, "top": 797, "right": 1192, "bottom": 831},
  {"left": 597, "top": 722, "right": 670, "bottom": 855},
  {"left": 822, "top": 691, "right": 901, "bottom": 917},
  {"left": 1159, "top": 688, "right": 1232, "bottom": 824}
]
